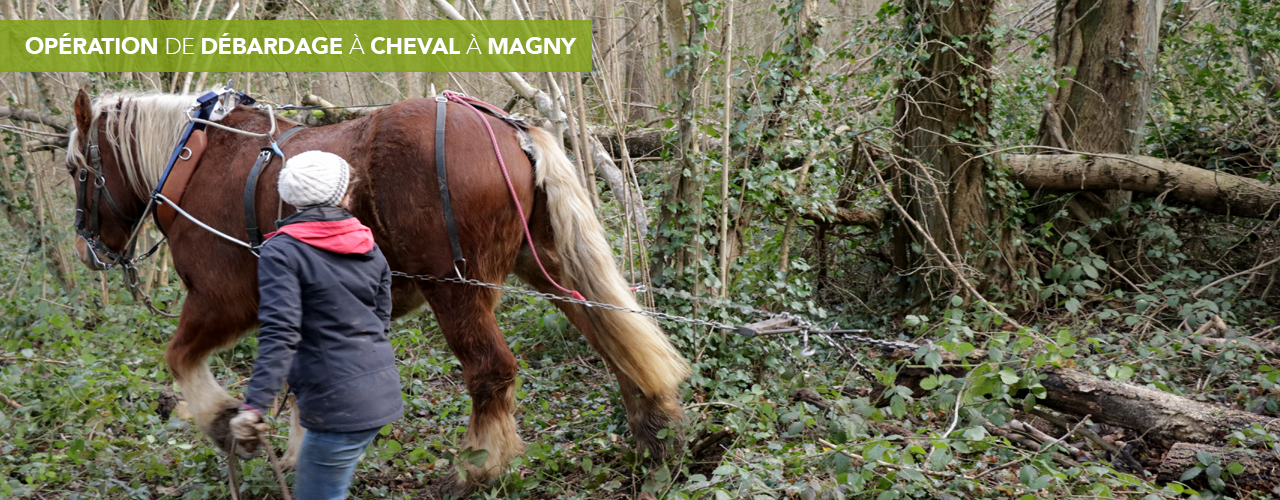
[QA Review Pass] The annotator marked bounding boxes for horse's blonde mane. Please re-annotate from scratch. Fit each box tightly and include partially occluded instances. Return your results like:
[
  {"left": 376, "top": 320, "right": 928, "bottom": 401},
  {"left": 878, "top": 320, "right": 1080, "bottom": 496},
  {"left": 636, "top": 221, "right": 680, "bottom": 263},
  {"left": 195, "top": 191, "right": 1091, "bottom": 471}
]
[{"left": 66, "top": 93, "right": 195, "bottom": 198}]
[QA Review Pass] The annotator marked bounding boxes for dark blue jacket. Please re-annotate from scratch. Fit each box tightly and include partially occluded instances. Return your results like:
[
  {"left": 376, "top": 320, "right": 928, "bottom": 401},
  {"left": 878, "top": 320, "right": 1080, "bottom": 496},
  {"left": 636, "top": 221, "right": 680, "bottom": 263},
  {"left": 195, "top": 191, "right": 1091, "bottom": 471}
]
[{"left": 246, "top": 207, "right": 403, "bottom": 432}]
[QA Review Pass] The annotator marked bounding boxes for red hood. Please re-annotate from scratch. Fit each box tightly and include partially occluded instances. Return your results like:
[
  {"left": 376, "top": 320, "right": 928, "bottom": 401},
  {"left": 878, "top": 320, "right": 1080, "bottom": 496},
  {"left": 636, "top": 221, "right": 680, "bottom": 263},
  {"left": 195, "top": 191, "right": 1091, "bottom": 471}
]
[{"left": 265, "top": 218, "right": 375, "bottom": 254}]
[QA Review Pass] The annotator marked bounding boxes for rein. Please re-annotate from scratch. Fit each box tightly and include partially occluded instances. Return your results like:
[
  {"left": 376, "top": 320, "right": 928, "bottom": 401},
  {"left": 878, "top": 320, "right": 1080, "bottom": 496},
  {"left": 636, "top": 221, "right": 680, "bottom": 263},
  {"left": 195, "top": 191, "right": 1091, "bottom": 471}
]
[
  {"left": 227, "top": 434, "right": 292, "bottom": 500},
  {"left": 73, "top": 108, "right": 173, "bottom": 316}
]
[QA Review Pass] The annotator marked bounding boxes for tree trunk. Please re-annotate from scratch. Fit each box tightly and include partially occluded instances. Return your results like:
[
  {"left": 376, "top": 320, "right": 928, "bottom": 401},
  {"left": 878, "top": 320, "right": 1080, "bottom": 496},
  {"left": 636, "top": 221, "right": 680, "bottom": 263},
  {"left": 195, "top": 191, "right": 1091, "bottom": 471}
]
[
  {"left": 1007, "top": 154, "right": 1280, "bottom": 220},
  {"left": 623, "top": 1, "right": 649, "bottom": 122},
  {"left": 0, "top": 145, "right": 74, "bottom": 290},
  {"left": 1036, "top": 0, "right": 1162, "bottom": 248},
  {"left": 651, "top": 0, "right": 705, "bottom": 286},
  {"left": 1039, "top": 0, "right": 1161, "bottom": 155},
  {"left": 1157, "top": 443, "right": 1280, "bottom": 493},
  {"left": 891, "top": 0, "right": 1014, "bottom": 294}
]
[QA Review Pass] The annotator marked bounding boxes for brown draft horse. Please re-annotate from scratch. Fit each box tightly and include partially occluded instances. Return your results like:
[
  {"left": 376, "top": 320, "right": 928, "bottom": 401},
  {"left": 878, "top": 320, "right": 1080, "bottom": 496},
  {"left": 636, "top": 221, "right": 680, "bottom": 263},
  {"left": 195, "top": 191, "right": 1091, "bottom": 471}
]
[{"left": 64, "top": 89, "right": 689, "bottom": 494}]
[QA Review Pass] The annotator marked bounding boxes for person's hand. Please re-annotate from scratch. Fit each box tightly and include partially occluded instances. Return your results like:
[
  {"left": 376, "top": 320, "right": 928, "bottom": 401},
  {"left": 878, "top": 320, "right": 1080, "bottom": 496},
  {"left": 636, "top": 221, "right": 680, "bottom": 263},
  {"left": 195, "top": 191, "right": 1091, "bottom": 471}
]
[{"left": 230, "top": 405, "right": 268, "bottom": 443}]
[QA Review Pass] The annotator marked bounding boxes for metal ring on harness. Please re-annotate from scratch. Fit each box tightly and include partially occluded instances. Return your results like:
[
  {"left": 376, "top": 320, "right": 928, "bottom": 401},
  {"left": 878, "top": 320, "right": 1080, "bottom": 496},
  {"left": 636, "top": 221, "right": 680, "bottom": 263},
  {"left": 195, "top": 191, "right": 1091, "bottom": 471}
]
[{"left": 179, "top": 147, "right": 193, "bottom": 161}]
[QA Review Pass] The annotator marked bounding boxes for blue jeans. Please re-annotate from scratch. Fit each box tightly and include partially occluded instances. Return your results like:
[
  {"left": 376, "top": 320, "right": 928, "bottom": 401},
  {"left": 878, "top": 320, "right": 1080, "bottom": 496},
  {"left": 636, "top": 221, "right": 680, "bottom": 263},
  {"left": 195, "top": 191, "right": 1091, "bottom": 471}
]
[{"left": 293, "top": 427, "right": 382, "bottom": 500}]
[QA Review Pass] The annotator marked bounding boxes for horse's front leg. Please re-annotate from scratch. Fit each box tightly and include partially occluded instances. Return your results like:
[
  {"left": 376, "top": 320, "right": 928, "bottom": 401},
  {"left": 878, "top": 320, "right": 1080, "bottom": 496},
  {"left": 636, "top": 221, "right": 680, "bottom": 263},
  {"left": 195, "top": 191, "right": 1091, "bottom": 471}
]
[{"left": 164, "top": 294, "right": 255, "bottom": 457}]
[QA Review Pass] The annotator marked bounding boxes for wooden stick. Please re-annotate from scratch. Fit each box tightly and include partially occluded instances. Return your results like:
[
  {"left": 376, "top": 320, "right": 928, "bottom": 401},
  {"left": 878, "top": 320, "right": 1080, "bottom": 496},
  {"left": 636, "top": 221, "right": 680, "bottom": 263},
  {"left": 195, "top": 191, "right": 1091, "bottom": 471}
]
[
  {"left": 261, "top": 434, "right": 294, "bottom": 500},
  {"left": 975, "top": 417, "right": 1085, "bottom": 479},
  {"left": 717, "top": 0, "right": 735, "bottom": 297}
]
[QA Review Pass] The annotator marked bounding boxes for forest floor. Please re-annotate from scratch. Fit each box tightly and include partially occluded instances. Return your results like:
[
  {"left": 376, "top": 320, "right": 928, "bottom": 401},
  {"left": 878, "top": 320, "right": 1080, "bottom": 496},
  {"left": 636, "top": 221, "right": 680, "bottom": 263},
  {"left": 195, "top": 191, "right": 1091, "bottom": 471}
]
[{"left": 0, "top": 249, "right": 1261, "bottom": 499}]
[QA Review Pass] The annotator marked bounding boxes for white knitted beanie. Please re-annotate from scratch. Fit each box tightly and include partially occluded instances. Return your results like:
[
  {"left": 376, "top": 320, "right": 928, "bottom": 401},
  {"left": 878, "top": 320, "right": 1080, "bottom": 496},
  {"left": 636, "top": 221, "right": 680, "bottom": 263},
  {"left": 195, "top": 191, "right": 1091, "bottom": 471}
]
[{"left": 278, "top": 151, "right": 351, "bottom": 208}]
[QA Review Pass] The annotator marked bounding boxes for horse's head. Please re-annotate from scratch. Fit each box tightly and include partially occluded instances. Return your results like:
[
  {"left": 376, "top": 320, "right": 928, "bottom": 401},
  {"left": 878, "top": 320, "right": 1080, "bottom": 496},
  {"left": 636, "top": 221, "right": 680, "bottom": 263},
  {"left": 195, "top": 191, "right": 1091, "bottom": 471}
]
[{"left": 66, "top": 89, "right": 161, "bottom": 270}]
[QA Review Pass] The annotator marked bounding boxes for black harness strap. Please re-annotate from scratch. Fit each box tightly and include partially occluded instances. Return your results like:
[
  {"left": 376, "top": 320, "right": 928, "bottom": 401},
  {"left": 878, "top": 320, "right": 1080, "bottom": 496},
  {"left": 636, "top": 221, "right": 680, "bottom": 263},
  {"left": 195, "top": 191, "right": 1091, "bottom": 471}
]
[
  {"left": 436, "top": 96, "right": 467, "bottom": 278},
  {"left": 245, "top": 125, "right": 306, "bottom": 248}
]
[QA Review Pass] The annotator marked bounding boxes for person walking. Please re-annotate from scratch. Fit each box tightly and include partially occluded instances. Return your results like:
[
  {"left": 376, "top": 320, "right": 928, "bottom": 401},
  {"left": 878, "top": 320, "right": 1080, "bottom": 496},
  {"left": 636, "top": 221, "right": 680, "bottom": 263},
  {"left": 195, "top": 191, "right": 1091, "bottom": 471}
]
[{"left": 230, "top": 150, "right": 403, "bottom": 500}]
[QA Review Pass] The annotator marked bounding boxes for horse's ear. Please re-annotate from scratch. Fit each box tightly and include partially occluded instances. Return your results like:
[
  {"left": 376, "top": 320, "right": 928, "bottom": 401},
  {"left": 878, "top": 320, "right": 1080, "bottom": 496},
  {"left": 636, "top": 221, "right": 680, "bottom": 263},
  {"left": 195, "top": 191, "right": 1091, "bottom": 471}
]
[{"left": 73, "top": 89, "right": 93, "bottom": 137}]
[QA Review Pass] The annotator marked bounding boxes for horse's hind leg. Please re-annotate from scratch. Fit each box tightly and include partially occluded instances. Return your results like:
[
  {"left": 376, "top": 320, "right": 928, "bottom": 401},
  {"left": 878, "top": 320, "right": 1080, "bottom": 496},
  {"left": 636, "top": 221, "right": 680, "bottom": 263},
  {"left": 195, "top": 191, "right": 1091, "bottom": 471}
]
[
  {"left": 424, "top": 283, "right": 524, "bottom": 495},
  {"left": 164, "top": 295, "right": 251, "bottom": 456},
  {"left": 513, "top": 245, "right": 686, "bottom": 459}
]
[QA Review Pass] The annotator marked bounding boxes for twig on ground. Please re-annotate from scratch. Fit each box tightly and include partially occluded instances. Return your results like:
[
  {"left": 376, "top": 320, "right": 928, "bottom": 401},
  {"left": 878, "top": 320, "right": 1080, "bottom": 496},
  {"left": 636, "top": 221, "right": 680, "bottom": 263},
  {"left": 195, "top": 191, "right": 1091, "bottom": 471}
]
[
  {"left": 975, "top": 416, "right": 1087, "bottom": 479},
  {"left": 816, "top": 437, "right": 959, "bottom": 478},
  {"left": 1194, "top": 255, "right": 1280, "bottom": 297},
  {"left": 1028, "top": 409, "right": 1144, "bottom": 472},
  {"left": 0, "top": 392, "right": 20, "bottom": 408},
  {"left": 1009, "top": 419, "right": 1083, "bottom": 457},
  {"left": 691, "top": 427, "right": 734, "bottom": 457}
]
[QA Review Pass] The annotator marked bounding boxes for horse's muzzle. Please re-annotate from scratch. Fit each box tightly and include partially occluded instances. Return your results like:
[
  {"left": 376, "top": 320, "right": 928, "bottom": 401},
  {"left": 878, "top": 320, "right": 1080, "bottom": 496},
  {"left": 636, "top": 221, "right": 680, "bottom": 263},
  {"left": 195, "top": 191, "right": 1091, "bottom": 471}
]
[{"left": 73, "top": 236, "right": 108, "bottom": 271}]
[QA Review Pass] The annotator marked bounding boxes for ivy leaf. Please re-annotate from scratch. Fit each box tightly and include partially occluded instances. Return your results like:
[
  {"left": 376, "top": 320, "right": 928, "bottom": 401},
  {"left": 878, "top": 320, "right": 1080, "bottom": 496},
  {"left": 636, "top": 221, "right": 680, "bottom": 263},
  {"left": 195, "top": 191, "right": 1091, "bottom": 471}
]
[{"left": 1181, "top": 466, "right": 1204, "bottom": 481}]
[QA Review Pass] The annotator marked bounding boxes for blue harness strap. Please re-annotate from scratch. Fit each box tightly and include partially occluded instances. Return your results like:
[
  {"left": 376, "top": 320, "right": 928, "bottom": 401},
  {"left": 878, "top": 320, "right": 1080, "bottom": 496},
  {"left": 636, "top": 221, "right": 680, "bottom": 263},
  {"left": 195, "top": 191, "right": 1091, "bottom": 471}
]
[{"left": 154, "top": 91, "right": 221, "bottom": 199}]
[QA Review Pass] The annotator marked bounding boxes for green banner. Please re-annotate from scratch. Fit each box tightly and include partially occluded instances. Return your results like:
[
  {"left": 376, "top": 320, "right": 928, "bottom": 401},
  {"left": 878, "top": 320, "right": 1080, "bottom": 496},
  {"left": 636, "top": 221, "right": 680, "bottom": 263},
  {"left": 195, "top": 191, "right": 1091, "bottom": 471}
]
[{"left": 0, "top": 20, "right": 592, "bottom": 72}]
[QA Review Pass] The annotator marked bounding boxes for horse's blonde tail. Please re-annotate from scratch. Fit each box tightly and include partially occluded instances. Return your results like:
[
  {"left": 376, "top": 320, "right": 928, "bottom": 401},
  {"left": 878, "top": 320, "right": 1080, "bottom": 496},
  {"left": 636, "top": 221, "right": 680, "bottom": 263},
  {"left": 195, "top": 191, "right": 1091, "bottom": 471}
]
[{"left": 524, "top": 127, "right": 690, "bottom": 397}]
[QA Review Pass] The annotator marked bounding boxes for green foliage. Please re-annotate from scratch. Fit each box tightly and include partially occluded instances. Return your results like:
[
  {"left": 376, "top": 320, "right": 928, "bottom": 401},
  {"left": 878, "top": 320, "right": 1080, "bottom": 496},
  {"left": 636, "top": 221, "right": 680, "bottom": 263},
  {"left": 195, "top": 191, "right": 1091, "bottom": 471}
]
[
  {"left": 1153, "top": 0, "right": 1280, "bottom": 174},
  {"left": 5, "top": 0, "right": 1280, "bottom": 498}
]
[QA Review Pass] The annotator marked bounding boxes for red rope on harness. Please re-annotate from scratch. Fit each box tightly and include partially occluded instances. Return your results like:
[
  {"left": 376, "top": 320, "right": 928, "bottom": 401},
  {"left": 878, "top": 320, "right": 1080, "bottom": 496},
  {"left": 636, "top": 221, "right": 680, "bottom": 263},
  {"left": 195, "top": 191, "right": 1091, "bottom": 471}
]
[{"left": 443, "top": 92, "right": 586, "bottom": 302}]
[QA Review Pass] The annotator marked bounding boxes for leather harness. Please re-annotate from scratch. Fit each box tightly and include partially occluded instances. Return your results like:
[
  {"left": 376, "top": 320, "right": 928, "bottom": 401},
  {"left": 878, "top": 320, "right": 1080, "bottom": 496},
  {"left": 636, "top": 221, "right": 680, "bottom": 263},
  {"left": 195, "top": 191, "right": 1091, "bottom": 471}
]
[
  {"left": 434, "top": 96, "right": 466, "bottom": 278},
  {"left": 89, "top": 90, "right": 519, "bottom": 284},
  {"left": 244, "top": 125, "right": 306, "bottom": 248},
  {"left": 154, "top": 128, "right": 208, "bottom": 230},
  {"left": 431, "top": 94, "right": 529, "bottom": 278}
]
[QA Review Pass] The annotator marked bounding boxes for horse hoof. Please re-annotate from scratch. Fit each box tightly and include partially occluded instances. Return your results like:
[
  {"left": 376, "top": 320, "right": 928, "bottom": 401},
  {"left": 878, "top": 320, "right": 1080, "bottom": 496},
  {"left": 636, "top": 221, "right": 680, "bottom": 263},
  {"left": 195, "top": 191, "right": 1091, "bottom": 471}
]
[
  {"left": 235, "top": 441, "right": 259, "bottom": 460},
  {"left": 204, "top": 401, "right": 245, "bottom": 455}
]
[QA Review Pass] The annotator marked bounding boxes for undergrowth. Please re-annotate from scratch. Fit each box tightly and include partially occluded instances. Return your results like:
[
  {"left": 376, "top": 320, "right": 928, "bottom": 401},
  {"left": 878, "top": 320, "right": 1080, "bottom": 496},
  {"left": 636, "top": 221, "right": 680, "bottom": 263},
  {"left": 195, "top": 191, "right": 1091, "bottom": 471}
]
[{"left": 4, "top": 217, "right": 1275, "bottom": 500}]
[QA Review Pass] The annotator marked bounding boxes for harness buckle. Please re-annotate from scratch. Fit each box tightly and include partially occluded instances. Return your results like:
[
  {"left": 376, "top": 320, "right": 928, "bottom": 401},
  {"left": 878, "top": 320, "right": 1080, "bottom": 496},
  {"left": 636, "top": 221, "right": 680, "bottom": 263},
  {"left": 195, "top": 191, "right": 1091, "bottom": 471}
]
[
  {"left": 434, "top": 95, "right": 448, "bottom": 103},
  {"left": 453, "top": 259, "right": 468, "bottom": 279}
]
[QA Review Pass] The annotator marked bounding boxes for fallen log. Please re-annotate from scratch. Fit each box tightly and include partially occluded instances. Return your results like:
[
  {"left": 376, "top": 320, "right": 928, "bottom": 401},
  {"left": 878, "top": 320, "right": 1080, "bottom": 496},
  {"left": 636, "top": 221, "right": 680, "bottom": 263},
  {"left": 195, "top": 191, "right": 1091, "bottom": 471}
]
[
  {"left": 1007, "top": 153, "right": 1280, "bottom": 220},
  {"left": 1037, "top": 367, "right": 1280, "bottom": 447},
  {"left": 1157, "top": 443, "right": 1280, "bottom": 493},
  {"left": 877, "top": 349, "right": 1279, "bottom": 447}
]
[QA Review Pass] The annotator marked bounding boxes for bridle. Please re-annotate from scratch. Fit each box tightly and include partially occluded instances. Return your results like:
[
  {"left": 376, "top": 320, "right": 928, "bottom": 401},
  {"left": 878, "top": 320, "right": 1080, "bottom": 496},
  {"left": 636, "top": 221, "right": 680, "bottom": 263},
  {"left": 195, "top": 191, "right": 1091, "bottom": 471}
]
[{"left": 72, "top": 120, "right": 156, "bottom": 271}]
